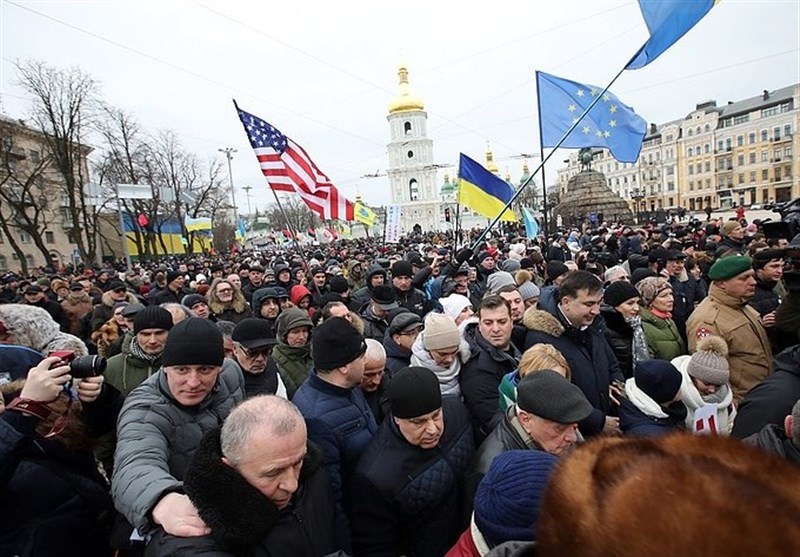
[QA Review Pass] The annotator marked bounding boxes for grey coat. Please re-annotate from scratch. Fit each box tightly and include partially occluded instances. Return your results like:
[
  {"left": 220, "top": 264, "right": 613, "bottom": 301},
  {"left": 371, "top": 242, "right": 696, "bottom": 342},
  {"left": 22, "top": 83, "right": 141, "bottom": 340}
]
[{"left": 111, "top": 358, "right": 245, "bottom": 533}]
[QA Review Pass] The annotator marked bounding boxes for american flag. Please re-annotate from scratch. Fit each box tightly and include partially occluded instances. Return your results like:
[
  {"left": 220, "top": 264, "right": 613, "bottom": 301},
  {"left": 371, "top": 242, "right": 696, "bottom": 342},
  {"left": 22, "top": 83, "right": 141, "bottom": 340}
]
[{"left": 236, "top": 106, "right": 354, "bottom": 221}]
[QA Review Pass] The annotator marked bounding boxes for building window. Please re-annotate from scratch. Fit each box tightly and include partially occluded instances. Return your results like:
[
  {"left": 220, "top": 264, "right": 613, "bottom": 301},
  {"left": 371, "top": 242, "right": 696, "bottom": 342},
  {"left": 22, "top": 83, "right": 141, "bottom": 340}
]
[
  {"left": 725, "top": 138, "right": 732, "bottom": 150},
  {"left": 409, "top": 179, "right": 419, "bottom": 201},
  {"left": 738, "top": 173, "right": 744, "bottom": 184},
  {"left": 761, "top": 130, "right": 768, "bottom": 142},
  {"left": 762, "top": 150, "right": 769, "bottom": 162},
  {"left": 0, "top": 255, "right": 6, "bottom": 271},
  {"left": 407, "top": 150, "right": 414, "bottom": 159},
  {"left": 780, "top": 101, "right": 793, "bottom": 113},
  {"left": 749, "top": 152, "right": 755, "bottom": 164},
  {"left": 762, "top": 106, "right": 779, "bottom": 118},
  {"left": 667, "top": 181, "right": 674, "bottom": 191},
  {"left": 762, "top": 169, "right": 769, "bottom": 181},
  {"left": 785, "top": 124, "right": 793, "bottom": 137},
  {"left": 717, "top": 140, "right": 724, "bottom": 151},
  {"left": 775, "top": 168, "right": 782, "bottom": 181},
  {"left": 704, "top": 124, "right": 710, "bottom": 133},
  {"left": 20, "top": 232, "right": 31, "bottom": 244},
  {"left": 25, "top": 255, "right": 34, "bottom": 269},
  {"left": 665, "top": 134, "right": 673, "bottom": 142},
  {"left": 706, "top": 179, "right": 711, "bottom": 189},
  {"left": 733, "top": 114, "right": 749, "bottom": 125},
  {"left": 750, "top": 171, "right": 756, "bottom": 182},
  {"left": 705, "top": 162, "right": 711, "bottom": 172},
  {"left": 773, "top": 127, "right": 781, "bottom": 140},
  {"left": 749, "top": 132, "right": 756, "bottom": 144},
  {"left": 689, "top": 181, "right": 694, "bottom": 191},
  {"left": 667, "top": 165, "right": 674, "bottom": 176},
  {"left": 704, "top": 143, "right": 710, "bottom": 154},
  {"left": 45, "top": 231, "right": 55, "bottom": 244},
  {"left": 737, "top": 135, "right": 744, "bottom": 147},
  {"left": 786, "top": 146, "right": 793, "bottom": 158},
  {"left": 688, "top": 129, "right": 694, "bottom": 137},
  {"left": 688, "top": 147, "right": 694, "bottom": 157},
  {"left": 404, "top": 122, "right": 412, "bottom": 135}
]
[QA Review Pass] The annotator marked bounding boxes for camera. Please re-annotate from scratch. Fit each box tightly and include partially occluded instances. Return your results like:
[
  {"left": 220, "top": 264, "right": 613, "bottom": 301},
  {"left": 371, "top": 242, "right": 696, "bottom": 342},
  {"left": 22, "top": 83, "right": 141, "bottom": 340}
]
[{"left": 49, "top": 351, "right": 107, "bottom": 379}]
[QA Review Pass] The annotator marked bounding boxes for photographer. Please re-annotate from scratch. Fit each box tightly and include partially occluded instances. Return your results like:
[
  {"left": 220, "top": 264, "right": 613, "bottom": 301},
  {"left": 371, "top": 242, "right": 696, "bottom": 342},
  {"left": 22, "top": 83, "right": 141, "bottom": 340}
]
[{"left": 0, "top": 356, "right": 122, "bottom": 556}]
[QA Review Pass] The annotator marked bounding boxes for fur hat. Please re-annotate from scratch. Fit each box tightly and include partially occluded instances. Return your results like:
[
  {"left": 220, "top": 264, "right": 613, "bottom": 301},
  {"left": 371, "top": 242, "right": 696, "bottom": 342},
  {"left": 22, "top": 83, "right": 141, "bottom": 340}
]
[
  {"left": 422, "top": 313, "right": 461, "bottom": 351},
  {"left": 475, "top": 450, "right": 558, "bottom": 546},
  {"left": 687, "top": 335, "right": 730, "bottom": 386}
]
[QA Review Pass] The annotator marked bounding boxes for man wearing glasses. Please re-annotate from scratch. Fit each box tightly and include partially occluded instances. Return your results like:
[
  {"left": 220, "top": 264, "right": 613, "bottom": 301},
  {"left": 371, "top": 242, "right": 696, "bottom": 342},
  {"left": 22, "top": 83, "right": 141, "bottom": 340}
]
[{"left": 231, "top": 318, "right": 287, "bottom": 399}]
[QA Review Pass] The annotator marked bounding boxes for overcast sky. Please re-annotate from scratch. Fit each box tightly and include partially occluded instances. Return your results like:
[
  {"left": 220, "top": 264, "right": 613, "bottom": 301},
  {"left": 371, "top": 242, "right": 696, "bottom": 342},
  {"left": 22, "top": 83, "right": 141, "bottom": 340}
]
[{"left": 1, "top": 0, "right": 798, "bottom": 212}]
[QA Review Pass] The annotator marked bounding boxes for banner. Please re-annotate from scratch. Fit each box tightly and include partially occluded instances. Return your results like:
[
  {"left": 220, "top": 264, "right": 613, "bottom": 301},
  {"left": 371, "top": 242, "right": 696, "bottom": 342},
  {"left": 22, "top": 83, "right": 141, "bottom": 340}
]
[{"left": 385, "top": 205, "right": 402, "bottom": 243}]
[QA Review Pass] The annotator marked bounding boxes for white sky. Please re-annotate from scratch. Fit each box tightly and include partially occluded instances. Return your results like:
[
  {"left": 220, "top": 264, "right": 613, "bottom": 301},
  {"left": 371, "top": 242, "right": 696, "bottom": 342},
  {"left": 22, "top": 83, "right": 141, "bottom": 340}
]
[{"left": 1, "top": 0, "right": 798, "bottom": 211}]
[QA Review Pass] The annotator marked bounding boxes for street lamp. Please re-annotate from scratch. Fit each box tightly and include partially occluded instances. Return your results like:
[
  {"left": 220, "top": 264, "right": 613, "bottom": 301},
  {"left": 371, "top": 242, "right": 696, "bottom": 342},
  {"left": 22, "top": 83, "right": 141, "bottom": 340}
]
[
  {"left": 631, "top": 187, "right": 644, "bottom": 224},
  {"left": 218, "top": 147, "right": 238, "bottom": 220}
]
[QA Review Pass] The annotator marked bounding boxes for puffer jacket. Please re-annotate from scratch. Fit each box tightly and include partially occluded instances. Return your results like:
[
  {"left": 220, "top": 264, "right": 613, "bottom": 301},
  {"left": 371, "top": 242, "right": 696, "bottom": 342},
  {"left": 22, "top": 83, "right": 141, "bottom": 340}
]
[
  {"left": 360, "top": 304, "right": 390, "bottom": 342},
  {"left": 111, "top": 359, "right": 245, "bottom": 533},
  {"left": 639, "top": 308, "right": 686, "bottom": 361},
  {"left": 144, "top": 435, "right": 338, "bottom": 557},
  {"left": 104, "top": 334, "right": 162, "bottom": 397},
  {"left": 459, "top": 322, "right": 520, "bottom": 443},
  {"left": 292, "top": 372, "right": 378, "bottom": 553},
  {"left": 522, "top": 307, "right": 624, "bottom": 437},
  {"left": 351, "top": 396, "right": 474, "bottom": 557}
]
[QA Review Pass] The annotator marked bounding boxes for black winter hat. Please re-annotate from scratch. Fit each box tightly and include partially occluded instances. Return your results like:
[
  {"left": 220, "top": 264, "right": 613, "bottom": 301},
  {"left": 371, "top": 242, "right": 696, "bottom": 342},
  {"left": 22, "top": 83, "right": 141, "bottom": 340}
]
[
  {"left": 109, "top": 279, "right": 127, "bottom": 292},
  {"left": 133, "top": 306, "right": 174, "bottom": 334},
  {"left": 603, "top": 281, "right": 641, "bottom": 308},
  {"left": 162, "top": 317, "right": 224, "bottom": 368},
  {"left": 312, "top": 316, "right": 366, "bottom": 370},
  {"left": 371, "top": 285, "right": 399, "bottom": 310},
  {"left": 329, "top": 276, "right": 349, "bottom": 294},
  {"left": 391, "top": 260, "right": 413, "bottom": 279},
  {"left": 182, "top": 294, "right": 208, "bottom": 310},
  {"left": 166, "top": 271, "right": 183, "bottom": 284},
  {"left": 545, "top": 261, "right": 569, "bottom": 282},
  {"left": 389, "top": 366, "right": 442, "bottom": 419},
  {"left": 634, "top": 360, "right": 683, "bottom": 405},
  {"left": 232, "top": 318, "right": 277, "bottom": 349}
]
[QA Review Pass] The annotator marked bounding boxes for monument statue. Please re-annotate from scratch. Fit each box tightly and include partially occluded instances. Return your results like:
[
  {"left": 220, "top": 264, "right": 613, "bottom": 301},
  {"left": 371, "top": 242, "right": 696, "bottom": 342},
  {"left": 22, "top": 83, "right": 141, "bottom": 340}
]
[{"left": 579, "top": 148, "right": 593, "bottom": 171}]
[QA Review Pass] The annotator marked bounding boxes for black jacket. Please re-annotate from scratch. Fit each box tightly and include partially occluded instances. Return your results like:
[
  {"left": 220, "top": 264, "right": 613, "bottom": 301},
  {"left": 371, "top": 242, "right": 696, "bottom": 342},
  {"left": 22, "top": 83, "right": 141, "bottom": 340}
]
[
  {"left": 351, "top": 397, "right": 474, "bottom": 557},
  {"left": 731, "top": 345, "right": 800, "bottom": 439},
  {"left": 383, "top": 334, "right": 412, "bottom": 377},
  {"left": 459, "top": 323, "right": 520, "bottom": 443},
  {"left": 600, "top": 306, "right": 635, "bottom": 379},
  {"left": 464, "top": 408, "right": 530, "bottom": 513},
  {"left": 145, "top": 432, "right": 338, "bottom": 557},
  {"left": 744, "top": 424, "right": 800, "bottom": 465},
  {"left": 0, "top": 386, "right": 122, "bottom": 557},
  {"left": 361, "top": 304, "right": 389, "bottom": 342},
  {"left": 392, "top": 286, "right": 431, "bottom": 319},
  {"left": 522, "top": 307, "right": 624, "bottom": 437},
  {"left": 241, "top": 358, "right": 281, "bottom": 399}
]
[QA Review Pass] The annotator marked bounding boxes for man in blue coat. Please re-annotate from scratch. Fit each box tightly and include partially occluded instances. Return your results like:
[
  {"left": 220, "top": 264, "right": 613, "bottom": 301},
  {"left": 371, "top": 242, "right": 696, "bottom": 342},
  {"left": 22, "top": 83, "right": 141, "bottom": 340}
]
[
  {"left": 292, "top": 316, "right": 376, "bottom": 552},
  {"left": 522, "top": 271, "right": 624, "bottom": 437}
]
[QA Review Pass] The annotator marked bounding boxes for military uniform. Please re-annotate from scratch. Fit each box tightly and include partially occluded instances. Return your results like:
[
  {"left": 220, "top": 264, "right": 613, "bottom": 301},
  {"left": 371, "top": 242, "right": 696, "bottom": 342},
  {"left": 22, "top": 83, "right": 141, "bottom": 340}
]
[{"left": 686, "top": 284, "right": 772, "bottom": 402}]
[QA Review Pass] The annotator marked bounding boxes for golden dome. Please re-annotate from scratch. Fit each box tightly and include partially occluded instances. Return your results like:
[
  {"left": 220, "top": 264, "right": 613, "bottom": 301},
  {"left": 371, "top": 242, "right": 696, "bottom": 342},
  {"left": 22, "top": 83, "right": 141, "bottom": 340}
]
[
  {"left": 388, "top": 66, "right": 425, "bottom": 114},
  {"left": 485, "top": 142, "right": 499, "bottom": 174}
]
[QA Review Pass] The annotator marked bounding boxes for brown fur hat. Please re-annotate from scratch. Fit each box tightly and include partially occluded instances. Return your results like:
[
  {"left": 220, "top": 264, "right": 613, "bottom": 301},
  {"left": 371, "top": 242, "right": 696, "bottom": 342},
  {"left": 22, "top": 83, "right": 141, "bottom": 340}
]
[{"left": 538, "top": 434, "right": 800, "bottom": 557}]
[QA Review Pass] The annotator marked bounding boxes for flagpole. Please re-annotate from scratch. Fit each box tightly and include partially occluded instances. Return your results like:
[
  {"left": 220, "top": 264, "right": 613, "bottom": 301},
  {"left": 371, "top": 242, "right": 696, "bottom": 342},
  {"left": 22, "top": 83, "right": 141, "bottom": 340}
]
[
  {"left": 469, "top": 66, "right": 627, "bottom": 251},
  {"left": 270, "top": 188, "right": 309, "bottom": 267},
  {"left": 535, "top": 71, "right": 550, "bottom": 240},
  {"left": 454, "top": 199, "right": 462, "bottom": 251}
]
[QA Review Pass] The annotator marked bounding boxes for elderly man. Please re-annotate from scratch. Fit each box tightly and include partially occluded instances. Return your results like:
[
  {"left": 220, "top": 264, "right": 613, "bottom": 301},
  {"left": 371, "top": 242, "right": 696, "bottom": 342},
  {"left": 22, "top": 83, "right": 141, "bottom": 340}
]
[
  {"left": 383, "top": 311, "right": 422, "bottom": 375},
  {"left": 466, "top": 370, "right": 592, "bottom": 508},
  {"left": 360, "top": 285, "right": 399, "bottom": 342},
  {"left": 292, "top": 317, "right": 376, "bottom": 552},
  {"left": 146, "top": 396, "right": 338, "bottom": 555},
  {"left": 744, "top": 399, "right": 800, "bottom": 464},
  {"left": 112, "top": 318, "right": 245, "bottom": 541},
  {"left": 231, "top": 318, "right": 286, "bottom": 398},
  {"left": 105, "top": 306, "right": 174, "bottom": 397},
  {"left": 687, "top": 255, "right": 772, "bottom": 402},
  {"left": 351, "top": 366, "right": 474, "bottom": 557},
  {"left": 362, "top": 338, "right": 390, "bottom": 423},
  {"left": 459, "top": 296, "right": 520, "bottom": 441}
]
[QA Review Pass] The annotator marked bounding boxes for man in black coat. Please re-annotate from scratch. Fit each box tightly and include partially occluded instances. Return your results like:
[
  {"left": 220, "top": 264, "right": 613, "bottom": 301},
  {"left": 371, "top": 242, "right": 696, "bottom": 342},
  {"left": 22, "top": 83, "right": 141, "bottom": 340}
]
[
  {"left": 351, "top": 367, "right": 474, "bottom": 557},
  {"left": 231, "top": 318, "right": 284, "bottom": 398},
  {"left": 22, "top": 284, "right": 69, "bottom": 332},
  {"left": 145, "top": 396, "right": 338, "bottom": 556},
  {"left": 522, "top": 271, "right": 624, "bottom": 438},
  {"left": 459, "top": 296, "right": 520, "bottom": 442},
  {"left": 732, "top": 344, "right": 800, "bottom": 439},
  {"left": 390, "top": 260, "right": 431, "bottom": 318}
]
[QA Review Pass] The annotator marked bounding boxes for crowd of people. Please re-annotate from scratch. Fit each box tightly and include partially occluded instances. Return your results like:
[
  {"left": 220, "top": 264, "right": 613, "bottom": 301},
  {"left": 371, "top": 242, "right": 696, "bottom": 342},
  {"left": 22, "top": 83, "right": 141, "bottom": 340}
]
[{"left": 1, "top": 213, "right": 799, "bottom": 556}]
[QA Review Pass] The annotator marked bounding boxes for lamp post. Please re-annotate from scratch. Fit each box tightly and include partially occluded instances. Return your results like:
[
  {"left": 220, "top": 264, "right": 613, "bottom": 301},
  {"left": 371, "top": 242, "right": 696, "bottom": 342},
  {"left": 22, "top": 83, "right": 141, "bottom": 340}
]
[
  {"left": 218, "top": 147, "right": 238, "bottom": 221},
  {"left": 631, "top": 187, "right": 644, "bottom": 224}
]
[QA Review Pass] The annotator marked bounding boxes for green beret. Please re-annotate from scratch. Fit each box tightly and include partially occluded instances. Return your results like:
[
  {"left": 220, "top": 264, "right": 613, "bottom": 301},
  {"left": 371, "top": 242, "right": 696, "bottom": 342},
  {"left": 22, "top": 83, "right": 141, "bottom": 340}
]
[{"left": 708, "top": 255, "right": 753, "bottom": 281}]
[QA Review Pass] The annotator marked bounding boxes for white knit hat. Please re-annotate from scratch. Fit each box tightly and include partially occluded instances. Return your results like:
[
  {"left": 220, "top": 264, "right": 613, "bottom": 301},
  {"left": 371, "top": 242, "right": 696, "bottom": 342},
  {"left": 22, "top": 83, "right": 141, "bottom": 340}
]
[{"left": 439, "top": 294, "right": 472, "bottom": 321}]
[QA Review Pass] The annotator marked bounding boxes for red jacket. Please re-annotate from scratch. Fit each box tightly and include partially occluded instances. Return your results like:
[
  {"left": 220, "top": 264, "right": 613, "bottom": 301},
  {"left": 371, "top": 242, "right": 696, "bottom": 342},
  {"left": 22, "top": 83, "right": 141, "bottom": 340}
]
[{"left": 446, "top": 528, "right": 481, "bottom": 557}]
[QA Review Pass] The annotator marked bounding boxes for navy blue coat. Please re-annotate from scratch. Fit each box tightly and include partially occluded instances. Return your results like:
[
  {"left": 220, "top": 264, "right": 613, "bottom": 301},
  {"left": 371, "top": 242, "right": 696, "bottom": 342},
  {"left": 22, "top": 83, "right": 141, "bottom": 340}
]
[
  {"left": 522, "top": 307, "right": 624, "bottom": 437},
  {"left": 292, "top": 372, "right": 377, "bottom": 552},
  {"left": 618, "top": 399, "right": 687, "bottom": 437}
]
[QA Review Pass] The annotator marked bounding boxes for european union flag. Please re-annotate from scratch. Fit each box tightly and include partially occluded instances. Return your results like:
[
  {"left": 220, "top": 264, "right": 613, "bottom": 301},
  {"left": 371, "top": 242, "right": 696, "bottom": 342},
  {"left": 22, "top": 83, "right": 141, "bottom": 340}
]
[
  {"left": 626, "top": 0, "right": 718, "bottom": 70},
  {"left": 536, "top": 71, "right": 647, "bottom": 163}
]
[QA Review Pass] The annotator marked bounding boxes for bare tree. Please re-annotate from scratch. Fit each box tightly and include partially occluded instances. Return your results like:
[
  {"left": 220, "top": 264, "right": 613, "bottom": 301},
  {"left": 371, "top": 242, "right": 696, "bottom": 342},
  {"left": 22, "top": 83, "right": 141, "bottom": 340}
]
[
  {"left": 265, "top": 195, "right": 321, "bottom": 235},
  {"left": 15, "top": 60, "right": 103, "bottom": 263}
]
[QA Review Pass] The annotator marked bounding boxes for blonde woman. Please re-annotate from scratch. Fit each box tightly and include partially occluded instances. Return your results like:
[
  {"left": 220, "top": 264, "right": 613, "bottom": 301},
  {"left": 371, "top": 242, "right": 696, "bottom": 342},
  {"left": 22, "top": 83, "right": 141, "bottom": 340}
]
[
  {"left": 498, "top": 343, "right": 570, "bottom": 412},
  {"left": 207, "top": 278, "right": 253, "bottom": 324}
]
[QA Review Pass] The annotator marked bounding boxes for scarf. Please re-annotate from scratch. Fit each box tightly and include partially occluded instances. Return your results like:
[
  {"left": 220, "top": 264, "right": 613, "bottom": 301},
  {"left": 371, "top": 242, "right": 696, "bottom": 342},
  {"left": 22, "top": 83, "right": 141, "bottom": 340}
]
[
  {"left": 410, "top": 333, "right": 470, "bottom": 396},
  {"left": 625, "top": 314, "right": 651, "bottom": 365},
  {"left": 650, "top": 307, "right": 673, "bottom": 320},
  {"left": 128, "top": 337, "right": 161, "bottom": 364}
]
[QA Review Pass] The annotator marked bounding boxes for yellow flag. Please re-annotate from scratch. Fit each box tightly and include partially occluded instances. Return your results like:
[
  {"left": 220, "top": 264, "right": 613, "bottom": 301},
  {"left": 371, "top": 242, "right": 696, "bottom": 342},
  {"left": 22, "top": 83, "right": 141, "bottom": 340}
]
[{"left": 354, "top": 201, "right": 377, "bottom": 226}]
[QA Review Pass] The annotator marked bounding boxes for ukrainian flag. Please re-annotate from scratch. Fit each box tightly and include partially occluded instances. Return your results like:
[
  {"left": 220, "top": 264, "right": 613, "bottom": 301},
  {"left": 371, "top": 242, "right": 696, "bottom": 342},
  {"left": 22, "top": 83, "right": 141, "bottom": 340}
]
[
  {"left": 354, "top": 201, "right": 377, "bottom": 226},
  {"left": 458, "top": 153, "right": 518, "bottom": 222},
  {"left": 626, "top": 0, "right": 719, "bottom": 70}
]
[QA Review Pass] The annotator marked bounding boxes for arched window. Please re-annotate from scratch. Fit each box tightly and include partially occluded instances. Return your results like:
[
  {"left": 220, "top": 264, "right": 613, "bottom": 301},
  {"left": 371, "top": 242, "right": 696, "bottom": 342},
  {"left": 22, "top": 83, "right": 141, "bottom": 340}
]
[
  {"left": 688, "top": 128, "right": 694, "bottom": 137},
  {"left": 404, "top": 122, "right": 412, "bottom": 135},
  {"left": 407, "top": 150, "right": 414, "bottom": 159},
  {"left": 688, "top": 147, "right": 694, "bottom": 156},
  {"left": 704, "top": 124, "right": 710, "bottom": 133},
  {"left": 409, "top": 179, "right": 419, "bottom": 201},
  {"left": 25, "top": 254, "right": 34, "bottom": 269},
  {"left": 696, "top": 126, "right": 701, "bottom": 135},
  {"left": 704, "top": 143, "right": 710, "bottom": 154}
]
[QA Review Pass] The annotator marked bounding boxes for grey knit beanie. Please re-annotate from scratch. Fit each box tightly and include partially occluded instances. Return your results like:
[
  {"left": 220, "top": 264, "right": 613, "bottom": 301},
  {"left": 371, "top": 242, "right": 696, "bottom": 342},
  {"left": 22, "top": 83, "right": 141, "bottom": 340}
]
[
  {"left": 687, "top": 335, "right": 730, "bottom": 386},
  {"left": 486, "top": 271, "right": 516, "bottom": 295},
  {"left": 517, "top": 281, "right": 540, "bottom": 301}
]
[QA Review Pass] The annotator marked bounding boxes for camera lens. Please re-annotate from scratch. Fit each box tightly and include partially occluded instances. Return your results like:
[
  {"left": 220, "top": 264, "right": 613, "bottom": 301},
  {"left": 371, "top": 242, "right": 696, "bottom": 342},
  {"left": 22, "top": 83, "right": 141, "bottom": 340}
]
[{"left": 69, "top": 355, "right": 107, "bottom": 379}]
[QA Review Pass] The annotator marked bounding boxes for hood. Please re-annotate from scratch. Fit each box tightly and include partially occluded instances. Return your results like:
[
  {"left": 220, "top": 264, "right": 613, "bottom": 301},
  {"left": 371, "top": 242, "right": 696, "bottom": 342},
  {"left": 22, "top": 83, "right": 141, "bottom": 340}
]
[
  {"left": 522, "top": 307, "right": 564, "bottom": 337},
  {"left": 289, "top": 285, "right": 312, "bottom": 305},
  {"left": 365, "top": 263, "right": 387, "bottom": 281},
  {"left": 0, "top": 304, "right": 87, "bottom": 355},
  {"left": 346, "top": 260, "right": 363, "bottom": 275}
]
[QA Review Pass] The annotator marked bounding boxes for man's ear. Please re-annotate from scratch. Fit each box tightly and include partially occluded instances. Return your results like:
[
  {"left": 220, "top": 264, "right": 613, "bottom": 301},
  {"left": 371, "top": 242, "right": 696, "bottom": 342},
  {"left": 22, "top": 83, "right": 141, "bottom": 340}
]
[
  {"left": 784, "top": 415, "right": 794, "bottom": 439},
  {"left": 221, "top": 456, "right": 232, "bottom": 468}
]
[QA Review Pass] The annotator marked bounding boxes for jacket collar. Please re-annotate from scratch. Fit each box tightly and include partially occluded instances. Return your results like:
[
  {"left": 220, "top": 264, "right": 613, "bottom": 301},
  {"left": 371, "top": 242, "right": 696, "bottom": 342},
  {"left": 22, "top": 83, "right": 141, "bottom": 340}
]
[{"left": 709, "top": 283, "right": 749, "bottom": 308}]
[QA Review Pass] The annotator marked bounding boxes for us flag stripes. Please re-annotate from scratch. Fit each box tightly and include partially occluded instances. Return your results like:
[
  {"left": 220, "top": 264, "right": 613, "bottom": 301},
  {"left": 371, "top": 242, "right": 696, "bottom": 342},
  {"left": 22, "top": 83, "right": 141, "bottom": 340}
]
[{"left": 235, "top": 104, "right": 354, "bottom": 221}]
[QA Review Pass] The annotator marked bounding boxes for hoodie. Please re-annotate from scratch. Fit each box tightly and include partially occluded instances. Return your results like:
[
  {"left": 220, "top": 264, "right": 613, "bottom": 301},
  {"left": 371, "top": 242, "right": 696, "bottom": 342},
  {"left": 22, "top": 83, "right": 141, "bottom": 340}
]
[{"left": 0, "top": 304, "right": 89, "bottom": 356}]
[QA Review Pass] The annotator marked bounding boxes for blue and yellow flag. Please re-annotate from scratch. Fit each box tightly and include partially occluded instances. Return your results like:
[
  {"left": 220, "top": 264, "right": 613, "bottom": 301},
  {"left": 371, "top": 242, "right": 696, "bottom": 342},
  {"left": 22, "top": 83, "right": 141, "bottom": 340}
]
[
  {"left": 537, "top": 71, "right": 647, "bottom": 163},
  {"left": 457, "top": 154, "right": 517, "bottom": 222},
  {"left": 184, "top": 215, "right": 212, "bottom": 232},
  {"left": 626, "top": 0, "right": 718, "bottom": 70},
  {"left": 354, "top": 201, "right": 377, "bottom": 226}
]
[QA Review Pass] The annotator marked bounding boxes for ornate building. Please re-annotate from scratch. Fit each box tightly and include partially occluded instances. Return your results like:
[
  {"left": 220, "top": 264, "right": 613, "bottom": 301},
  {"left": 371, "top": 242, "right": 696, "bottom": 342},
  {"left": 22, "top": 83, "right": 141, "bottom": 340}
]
[{"left": 386, "top": 66, "right": 440, "bottom": 233}]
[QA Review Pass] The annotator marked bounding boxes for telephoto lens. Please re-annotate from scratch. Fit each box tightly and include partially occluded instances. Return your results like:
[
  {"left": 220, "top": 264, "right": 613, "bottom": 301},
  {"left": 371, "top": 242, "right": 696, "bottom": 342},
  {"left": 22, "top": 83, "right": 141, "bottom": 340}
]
[{"left": 69, "top": 355, "right": 107, "bottom": 379}]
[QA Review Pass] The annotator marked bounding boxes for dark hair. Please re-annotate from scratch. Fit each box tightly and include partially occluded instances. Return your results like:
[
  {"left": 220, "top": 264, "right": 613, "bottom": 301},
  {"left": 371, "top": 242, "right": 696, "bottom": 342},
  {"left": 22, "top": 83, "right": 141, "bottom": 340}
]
[
  {"left": 495, "top": 284, "right": 520, "bottom": 295},
  {"left": 559, "top": 270, "right": 603, "bottom": 300},
  {"left": 321, "top": 301, "right": 348, "bottom": 320},
  {"left": 478, "top": 295, "right": 511, "bottom": 318}
]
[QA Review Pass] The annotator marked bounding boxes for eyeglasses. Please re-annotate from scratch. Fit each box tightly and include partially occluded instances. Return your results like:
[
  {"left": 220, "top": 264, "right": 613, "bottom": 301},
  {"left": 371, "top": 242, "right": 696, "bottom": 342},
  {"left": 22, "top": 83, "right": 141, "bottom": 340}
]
[
  {"left": 113, "top": 288, "right": 126, "bottom": 294},
  {"left": 238, "top": 344, "right": 272, "bottom": 358}
]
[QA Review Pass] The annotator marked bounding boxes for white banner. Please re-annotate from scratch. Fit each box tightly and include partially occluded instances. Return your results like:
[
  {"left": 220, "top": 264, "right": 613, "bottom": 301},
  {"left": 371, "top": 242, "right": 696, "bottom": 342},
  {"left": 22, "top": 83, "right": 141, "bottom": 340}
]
[
  {"left": 385, "top": 205, "right": 402, "bottom": 243},
  {"left": 117, "top": 183, "right": 153, "bottom": 200}
]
